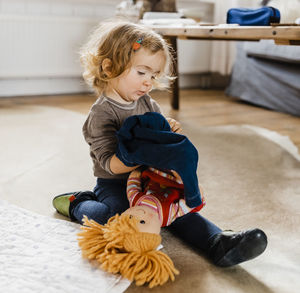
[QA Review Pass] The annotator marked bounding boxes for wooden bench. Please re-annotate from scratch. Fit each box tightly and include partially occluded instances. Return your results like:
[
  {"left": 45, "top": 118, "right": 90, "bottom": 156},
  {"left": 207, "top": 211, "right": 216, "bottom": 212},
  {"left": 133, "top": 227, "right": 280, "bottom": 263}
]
[{"left": 148, "top": 24, "right": 300, "bottom": 109}]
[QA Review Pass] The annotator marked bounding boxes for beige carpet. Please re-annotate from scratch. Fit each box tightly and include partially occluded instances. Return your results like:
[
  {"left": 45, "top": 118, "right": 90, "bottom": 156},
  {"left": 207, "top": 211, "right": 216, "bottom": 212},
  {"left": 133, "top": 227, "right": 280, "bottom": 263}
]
[{"left": 1, "top": 105, "right": 299, "bottom": 293}]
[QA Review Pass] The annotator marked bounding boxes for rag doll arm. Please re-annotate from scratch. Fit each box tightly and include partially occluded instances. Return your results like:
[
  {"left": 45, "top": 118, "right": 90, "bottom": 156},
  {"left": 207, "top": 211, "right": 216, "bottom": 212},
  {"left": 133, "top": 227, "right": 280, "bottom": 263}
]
[
  {"left": 176, "top": 185, "right": 206, "bottom": 219},
  {"left": 127, "top": 169, "right": 143, "bottom": 203},
  {"left": 163, "top": 199, "right": 195, "bottom": 226},
  {"left": 177, "top": 199, "right": 197, "bottom": 217}
]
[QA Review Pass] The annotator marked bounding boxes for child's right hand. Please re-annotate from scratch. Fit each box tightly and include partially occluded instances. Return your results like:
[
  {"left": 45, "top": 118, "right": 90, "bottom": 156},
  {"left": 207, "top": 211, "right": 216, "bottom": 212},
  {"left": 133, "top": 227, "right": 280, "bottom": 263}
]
[{"left": 110, "top": 154, "right": 140, "bottom": 174}]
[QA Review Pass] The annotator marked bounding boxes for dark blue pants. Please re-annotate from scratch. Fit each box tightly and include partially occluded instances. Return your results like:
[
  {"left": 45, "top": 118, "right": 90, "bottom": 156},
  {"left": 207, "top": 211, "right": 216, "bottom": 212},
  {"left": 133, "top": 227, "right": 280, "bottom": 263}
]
[{"left": 72, "top": 178, "right": 222, "bottom": 253}]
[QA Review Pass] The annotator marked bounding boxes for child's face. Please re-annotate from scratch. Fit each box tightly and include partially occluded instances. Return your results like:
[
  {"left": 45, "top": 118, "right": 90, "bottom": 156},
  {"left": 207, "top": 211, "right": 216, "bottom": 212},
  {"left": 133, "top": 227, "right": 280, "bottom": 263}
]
[{"left": 109, "top": 48, "right": 166, "bottom": 103}]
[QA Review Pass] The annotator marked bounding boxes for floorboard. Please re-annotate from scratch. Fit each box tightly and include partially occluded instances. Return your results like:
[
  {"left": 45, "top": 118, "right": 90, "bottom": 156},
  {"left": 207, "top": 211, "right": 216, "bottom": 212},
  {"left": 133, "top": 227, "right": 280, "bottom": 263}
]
[{"left": 1, "top": 89, "right": 299, "bottom": 149}]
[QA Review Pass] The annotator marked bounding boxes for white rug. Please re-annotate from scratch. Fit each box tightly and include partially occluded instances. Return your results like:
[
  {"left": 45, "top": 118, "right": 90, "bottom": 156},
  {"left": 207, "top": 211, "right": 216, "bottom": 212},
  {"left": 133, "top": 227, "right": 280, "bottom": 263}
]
[{"left": 0, "top": 199, "right": 131, "bottom": 293}]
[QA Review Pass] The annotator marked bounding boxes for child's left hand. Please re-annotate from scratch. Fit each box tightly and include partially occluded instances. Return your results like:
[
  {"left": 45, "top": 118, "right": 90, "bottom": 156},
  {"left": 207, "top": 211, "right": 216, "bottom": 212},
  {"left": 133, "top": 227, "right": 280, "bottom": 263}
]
[{"left": 166, "top": 118, "right": 182, "bottom": 134}]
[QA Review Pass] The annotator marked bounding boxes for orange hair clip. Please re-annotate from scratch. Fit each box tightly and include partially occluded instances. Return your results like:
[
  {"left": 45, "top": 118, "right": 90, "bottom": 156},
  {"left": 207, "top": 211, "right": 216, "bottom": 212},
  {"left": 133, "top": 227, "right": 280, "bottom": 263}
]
[{"left": 132, "top": 37, "right": 143, "bottom": 51}]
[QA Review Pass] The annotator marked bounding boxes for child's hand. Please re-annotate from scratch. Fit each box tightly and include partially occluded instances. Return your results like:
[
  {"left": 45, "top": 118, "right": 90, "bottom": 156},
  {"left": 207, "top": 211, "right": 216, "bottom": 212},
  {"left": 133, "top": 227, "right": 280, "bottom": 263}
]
[{"left": 166, "top": 118, "right": 182, "bottom": 134}]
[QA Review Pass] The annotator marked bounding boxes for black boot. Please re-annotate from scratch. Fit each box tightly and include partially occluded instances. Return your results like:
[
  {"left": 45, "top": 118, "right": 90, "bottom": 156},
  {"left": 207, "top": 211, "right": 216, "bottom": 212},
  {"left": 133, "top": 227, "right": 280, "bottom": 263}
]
[{"left": 208, "top": 228, "right": 267, "bottom": 267}]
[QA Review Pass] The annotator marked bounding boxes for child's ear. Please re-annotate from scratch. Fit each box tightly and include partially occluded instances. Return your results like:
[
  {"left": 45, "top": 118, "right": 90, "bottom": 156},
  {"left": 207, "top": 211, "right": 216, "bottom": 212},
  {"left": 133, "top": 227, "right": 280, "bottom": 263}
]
[{"left": 101, "top": 58, "right": 112, "bottom": 77}]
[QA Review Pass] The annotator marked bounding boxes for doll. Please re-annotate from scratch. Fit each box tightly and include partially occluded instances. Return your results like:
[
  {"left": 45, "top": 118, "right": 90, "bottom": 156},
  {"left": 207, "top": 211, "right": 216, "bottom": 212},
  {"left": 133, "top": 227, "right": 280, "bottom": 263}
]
[
  {"left": 125, "top": 167, "right": 205, "bottom": 229},
  {"left": 78, "top": 167, "right": 205, "bottom": 288},
  {"left": 78, "top": 214, "right": 178, "bottom": 288}
]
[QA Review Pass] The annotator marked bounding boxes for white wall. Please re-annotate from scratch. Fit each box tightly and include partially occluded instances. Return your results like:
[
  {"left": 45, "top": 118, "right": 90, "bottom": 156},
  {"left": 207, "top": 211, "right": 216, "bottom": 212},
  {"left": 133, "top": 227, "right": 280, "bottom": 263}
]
[
  {"left": 0, "top": 0, "right": 119, "bottom": 96},
  {"left": 0, "top": 0, "right": 214, "bottom": 97},
  {"left": 177, "top": 0, "right": 214, "bottom": 74}
]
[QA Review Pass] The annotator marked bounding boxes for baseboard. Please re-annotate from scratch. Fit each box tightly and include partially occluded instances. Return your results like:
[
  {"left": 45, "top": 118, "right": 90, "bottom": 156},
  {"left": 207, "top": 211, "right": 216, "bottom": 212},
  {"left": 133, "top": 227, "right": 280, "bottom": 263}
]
[
  {"left": 0, "top": 77, "right": 90, "bottom": 97},
  {"left": 179, "top": 73, "right": 231, "bottom": 89}
]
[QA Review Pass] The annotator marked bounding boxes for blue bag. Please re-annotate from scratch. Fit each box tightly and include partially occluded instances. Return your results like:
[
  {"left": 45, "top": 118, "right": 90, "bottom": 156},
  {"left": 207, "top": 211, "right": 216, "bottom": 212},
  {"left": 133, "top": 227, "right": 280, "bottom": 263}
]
[{"left": 227, "top": 6, "right": 280, "bottom": 26}]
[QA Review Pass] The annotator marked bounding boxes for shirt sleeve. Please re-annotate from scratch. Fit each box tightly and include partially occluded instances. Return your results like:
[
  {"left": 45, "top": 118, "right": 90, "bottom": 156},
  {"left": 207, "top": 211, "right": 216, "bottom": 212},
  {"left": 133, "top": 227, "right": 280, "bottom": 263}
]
[
  {"left": 149, "top": 96, "right": 163, "bottom": 114},
  {"left": 82, "top": 106, "right": 118, "bottom": 175}
]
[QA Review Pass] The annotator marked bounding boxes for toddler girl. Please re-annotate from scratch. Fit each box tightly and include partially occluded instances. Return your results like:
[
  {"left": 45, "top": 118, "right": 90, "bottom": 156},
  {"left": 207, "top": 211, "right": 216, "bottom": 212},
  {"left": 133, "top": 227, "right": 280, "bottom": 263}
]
[{"left": 53, "top": 20, "right": 267, "bottom": 267}]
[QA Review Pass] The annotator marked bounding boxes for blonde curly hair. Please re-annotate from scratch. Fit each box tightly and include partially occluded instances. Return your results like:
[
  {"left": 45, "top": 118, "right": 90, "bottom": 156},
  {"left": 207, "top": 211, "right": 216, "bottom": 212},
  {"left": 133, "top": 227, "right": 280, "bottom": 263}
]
[
  {"left": 78, "top": 214, "right": 179, "bottom": 288},
  {"left": 79, "top": 20, "right": 175, "bottom": 96}
]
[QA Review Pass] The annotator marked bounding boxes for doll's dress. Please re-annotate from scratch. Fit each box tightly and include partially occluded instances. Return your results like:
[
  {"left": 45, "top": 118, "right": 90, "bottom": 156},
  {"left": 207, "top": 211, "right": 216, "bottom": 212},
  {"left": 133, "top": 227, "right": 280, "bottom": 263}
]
[{"left": 127, "top": 167, "right": 205, "bottom": 227}]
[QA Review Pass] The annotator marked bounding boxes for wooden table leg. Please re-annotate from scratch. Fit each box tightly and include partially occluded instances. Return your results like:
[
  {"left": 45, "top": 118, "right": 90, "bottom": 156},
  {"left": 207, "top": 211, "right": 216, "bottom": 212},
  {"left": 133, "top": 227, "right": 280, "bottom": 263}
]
[{"left": 169, "top": 36, "right": 179, "bottom": 110}]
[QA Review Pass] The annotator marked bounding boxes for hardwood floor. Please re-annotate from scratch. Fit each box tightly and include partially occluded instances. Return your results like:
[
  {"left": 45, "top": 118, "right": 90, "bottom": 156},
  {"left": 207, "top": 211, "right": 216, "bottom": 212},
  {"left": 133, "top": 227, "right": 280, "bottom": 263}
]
[{"left": 1, "top": 89, "right": 299, "bottom": 149}]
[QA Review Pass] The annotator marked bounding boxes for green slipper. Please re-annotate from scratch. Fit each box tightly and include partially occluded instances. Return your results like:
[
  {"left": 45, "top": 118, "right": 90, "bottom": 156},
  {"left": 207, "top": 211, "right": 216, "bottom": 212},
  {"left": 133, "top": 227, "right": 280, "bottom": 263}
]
[{"left": 52, "top": 192, "right": 77, "bottom": 218}]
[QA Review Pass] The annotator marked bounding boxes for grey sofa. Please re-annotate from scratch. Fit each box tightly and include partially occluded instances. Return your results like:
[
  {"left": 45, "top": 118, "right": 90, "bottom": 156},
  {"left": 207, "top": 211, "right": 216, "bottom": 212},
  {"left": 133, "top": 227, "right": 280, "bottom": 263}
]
[{"left": 226, "top": 40, "right": 300, "bottom": 116}]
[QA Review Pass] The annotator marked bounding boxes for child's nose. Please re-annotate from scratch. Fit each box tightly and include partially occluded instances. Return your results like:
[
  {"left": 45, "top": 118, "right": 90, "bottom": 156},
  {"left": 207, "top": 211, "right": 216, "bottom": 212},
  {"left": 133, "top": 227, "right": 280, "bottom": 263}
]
[{"left": 143, "top": 78, "right": 151, "bottom": 87}]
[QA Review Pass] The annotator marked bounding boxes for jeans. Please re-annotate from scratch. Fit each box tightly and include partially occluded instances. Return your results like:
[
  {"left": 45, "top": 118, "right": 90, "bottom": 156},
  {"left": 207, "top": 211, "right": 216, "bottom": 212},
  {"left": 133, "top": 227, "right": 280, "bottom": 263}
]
[
  {"left": 72, "top": 178, "right": 222, "bottom": 253},
  {"left": 72, "top": 178, "right": 129, "bottom": 225}
]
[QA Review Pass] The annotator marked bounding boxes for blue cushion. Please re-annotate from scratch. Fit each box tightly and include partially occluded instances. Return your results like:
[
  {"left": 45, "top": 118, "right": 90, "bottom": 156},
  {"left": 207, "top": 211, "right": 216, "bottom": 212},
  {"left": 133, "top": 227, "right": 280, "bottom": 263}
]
[{"left": 227, "top": 7, "right": 280, "bottom": 26}]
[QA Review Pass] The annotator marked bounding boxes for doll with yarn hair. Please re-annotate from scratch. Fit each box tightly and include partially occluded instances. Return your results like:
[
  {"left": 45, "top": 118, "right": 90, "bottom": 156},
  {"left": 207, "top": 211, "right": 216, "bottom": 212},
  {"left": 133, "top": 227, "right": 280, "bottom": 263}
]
[
  {"left": 78, "top": 167, "right": 205, "bottom": 288},
  {"left": 78, "top": 214, "right": 178, "bottom": 288}
]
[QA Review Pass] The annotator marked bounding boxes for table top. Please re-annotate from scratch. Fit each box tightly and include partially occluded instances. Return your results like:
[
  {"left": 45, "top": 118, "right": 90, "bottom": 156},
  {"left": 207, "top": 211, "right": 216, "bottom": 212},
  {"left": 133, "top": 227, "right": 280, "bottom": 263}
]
[{"left": 149, "top": 24, "right": 300, "bottom": 45}]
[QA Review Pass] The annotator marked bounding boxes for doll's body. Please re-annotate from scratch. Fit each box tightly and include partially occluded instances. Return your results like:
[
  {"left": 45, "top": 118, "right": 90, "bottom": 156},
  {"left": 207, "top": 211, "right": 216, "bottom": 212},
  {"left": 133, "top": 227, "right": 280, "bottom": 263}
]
[{"left": 124, "top": 167, "right": 205, "bottom": 233}]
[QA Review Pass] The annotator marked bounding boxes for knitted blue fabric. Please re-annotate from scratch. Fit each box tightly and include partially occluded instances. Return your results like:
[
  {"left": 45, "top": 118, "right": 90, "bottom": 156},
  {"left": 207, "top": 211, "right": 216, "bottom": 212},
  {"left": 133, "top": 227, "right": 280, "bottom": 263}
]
[{"left": 116, "top": 112, "right": 202, "bottom": 208}]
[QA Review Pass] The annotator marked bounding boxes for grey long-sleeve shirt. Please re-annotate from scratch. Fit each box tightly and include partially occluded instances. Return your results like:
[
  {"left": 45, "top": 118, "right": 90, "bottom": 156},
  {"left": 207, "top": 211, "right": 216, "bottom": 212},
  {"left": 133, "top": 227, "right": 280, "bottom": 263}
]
[{"left": 82, "top": 94, "right": 162, "bottom": 180}]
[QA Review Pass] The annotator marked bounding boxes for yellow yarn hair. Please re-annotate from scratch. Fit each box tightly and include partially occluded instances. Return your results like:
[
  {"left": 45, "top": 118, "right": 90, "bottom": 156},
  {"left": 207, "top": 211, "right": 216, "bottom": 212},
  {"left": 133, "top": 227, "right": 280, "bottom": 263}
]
[{"left": 78, "top": 214, "right": 179, "bottom": 288}]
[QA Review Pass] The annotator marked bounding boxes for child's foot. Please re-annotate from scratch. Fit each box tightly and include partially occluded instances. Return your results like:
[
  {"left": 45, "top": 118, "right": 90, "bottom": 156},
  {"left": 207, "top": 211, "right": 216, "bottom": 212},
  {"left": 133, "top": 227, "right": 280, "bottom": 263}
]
[
  {"left": 52, "top": 192, "right": 78, "bottom": 218},
  {"left": 52, "top": 191, "right": 98, "bottom": 220},
  {"left": 208, "top": 228, "right": 267, "bottom": 267}
]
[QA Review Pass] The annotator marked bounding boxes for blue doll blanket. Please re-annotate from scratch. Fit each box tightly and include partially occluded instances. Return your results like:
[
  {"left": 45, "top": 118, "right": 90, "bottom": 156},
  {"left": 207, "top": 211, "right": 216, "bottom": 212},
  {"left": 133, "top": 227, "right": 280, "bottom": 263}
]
[{"left": 116, "top": 112, "right": 202, "bottom": 208}]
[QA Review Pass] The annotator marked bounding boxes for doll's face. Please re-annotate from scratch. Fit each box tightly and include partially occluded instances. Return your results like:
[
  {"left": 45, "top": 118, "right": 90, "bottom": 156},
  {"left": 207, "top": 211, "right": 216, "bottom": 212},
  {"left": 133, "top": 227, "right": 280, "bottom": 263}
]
[{"left": 123, "top": 205, "right": 161, "bottom": 235}]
